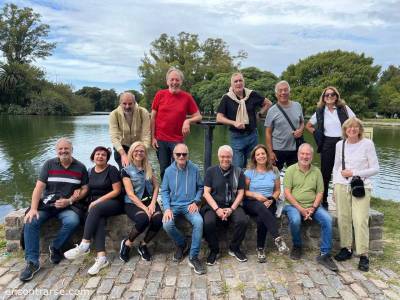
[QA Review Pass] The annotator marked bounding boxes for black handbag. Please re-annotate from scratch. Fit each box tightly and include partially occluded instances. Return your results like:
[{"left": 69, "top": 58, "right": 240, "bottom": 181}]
[
  {"left": 342, "top": 140, "right": 365, "bottom": 198},
  {"left": 276, "top": 104, "right": 304, "bottom": 149}
]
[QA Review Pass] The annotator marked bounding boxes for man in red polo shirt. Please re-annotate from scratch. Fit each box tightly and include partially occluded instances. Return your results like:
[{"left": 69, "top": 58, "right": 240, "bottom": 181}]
[{"left": 151, "top": 67, "right": 202, "bottom": 179}]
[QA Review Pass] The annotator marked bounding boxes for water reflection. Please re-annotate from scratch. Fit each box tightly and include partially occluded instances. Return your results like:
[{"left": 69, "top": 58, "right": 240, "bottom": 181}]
[{"left": 0, "top": 115, "right": 399, "bottom": 214}]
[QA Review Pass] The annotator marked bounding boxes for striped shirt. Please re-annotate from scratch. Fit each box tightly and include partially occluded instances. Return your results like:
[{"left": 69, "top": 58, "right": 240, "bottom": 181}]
[{"left": 38, "top": 157, "right": 88, "bottom": 202}]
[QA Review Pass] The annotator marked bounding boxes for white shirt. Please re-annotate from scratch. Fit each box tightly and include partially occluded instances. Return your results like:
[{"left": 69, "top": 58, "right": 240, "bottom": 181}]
[
  {"left": 310, "top": 105, "right": 355, "bottom": 137},
  {"left": 332, "top": 138, "right": 379, "bottom": 188}
]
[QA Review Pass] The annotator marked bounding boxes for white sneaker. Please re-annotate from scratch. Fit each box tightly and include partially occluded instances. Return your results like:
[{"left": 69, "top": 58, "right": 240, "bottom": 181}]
[
  {"left": 88, "top": 257, "right": 109, "bottom": 275},
  {"left": 64, "top": 244, "right": 90, "bottom": 260},
  {"left": 275, "top": 237, "right": 289, "bottom": 254}
]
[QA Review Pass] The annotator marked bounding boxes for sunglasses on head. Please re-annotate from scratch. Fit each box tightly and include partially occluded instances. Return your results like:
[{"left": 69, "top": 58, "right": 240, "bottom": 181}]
[
  {"left": 324, "top": 92, "right": 336, "bottom": 98},
  {"left": 175, "top": 152, "right": 188, "bottom": 157}
]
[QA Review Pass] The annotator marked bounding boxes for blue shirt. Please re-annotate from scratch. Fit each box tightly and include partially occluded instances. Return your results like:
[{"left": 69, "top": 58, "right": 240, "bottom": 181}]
[
  {"left": 121, "top": 165, "right": 153, "bottom": 204},
  {"left": 244, "top": 167, "right": 280, "bottom": 197}
]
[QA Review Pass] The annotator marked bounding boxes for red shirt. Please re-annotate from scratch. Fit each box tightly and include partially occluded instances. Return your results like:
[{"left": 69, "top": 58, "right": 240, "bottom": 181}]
[{"left": 152, "top": 89, "right": 199, "bottom": 142}]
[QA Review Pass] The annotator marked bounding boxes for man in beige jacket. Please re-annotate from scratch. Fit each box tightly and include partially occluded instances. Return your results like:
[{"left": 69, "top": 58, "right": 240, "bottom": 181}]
[{"left": 109, "top": 92, "right": 151, "bottom": 169}]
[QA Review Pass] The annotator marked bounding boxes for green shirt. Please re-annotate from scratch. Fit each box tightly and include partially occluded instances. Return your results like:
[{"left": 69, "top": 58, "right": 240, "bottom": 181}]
[{"left": 283, "top": 163, "right": 324, "bottom": 208}]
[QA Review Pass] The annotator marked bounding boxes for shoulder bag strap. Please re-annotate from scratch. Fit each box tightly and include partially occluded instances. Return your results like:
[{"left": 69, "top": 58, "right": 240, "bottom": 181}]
[
  {"left": 342, "top": 139, "right": 346, "bottom": 171},
  {"left": 276, "top": 104, "right": 296, "bottom": 131}
]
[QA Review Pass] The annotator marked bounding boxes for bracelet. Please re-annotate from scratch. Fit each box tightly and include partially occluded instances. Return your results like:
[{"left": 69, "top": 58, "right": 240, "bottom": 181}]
[
  {"left": 214, "top": 207, "right": 220, "bottom": 212},
  {"left": 267, "top": 196, "right": 276, "bottom": 202},
  {"left": 69, "top": 198, "right": 73, "bottom": 205}
]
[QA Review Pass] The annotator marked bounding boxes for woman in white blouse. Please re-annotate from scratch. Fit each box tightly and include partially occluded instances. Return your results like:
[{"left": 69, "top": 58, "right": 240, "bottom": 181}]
[
  {"left": 306, "top": 86, "right": 355, "bottom": 209},
  {"left": 332, "top": 117, "right": 379, "bottom": 272}
]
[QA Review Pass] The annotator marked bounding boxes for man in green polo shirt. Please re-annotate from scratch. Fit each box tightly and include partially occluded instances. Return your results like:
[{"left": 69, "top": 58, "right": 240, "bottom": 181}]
[{"left": 283, "top": 143, "right": 338, "bottom": 271}]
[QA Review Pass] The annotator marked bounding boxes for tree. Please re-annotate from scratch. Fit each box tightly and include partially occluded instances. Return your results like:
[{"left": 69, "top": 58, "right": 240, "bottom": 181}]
[
  {"left": 377, "top": 65, "right": 400, "bottom": 116},
  {"left": 191, "top": 67, "right": 278, "bottom": 114},
  {"left": 281, "top": 50, "right": 381, "bottom": 115},
  {"left": 0, "top": 3, "right": 56, "bottom": 63},
  {"left": 0, "top": 61, "right": 44, "bottom": 105},
  {"left": 138, "top": 32, "right": 247, "bottom": 107}
]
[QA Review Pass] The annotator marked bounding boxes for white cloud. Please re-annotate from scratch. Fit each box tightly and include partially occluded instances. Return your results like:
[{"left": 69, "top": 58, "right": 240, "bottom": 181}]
[{"left": 6, "top": 0, "right": 400, "bottom": 92}]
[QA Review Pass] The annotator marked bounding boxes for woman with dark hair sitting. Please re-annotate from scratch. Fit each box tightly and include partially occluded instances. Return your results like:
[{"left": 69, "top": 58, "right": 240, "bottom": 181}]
[
  {"left": 119, "top": 141, "right": 163, "bottom": 262},
  {"left": 64, "top": 146, "right": 122, "bottom": 275},
  {"left": 243, "top": 144, "right": 289, "bottom": 263}
]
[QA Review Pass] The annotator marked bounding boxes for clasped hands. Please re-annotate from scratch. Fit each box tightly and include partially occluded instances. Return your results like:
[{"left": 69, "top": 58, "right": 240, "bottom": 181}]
[{"left": 216, "top": 207, "right": 234, "bottom": 221}]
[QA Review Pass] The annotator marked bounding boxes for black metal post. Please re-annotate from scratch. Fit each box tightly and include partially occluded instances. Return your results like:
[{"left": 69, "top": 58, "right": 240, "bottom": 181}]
[{"left": 198, "top": 120, "right": 218, "bottom": 172}]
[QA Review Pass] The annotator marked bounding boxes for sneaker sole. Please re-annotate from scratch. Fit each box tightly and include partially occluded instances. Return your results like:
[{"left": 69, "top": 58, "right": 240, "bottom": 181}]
[
  {"left": 188, "top": 261, "right": 206, "bottom": 275},
  {"left": 20, "top": 266, "right": 40, "bottom": 282},
  {"left": 228, "top": 250, "right": 247, "bottom": 262},
  {"left": 88, "top": 260, "right": 109, "bottom": 276}
]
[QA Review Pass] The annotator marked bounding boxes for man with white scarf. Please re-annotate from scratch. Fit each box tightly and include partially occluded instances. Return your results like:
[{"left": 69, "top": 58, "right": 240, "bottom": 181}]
[{"left": 216, "top": 72, "right": 272, "bottom": 168}]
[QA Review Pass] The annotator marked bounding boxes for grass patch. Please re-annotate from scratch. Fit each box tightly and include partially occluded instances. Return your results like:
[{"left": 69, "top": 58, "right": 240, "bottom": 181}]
[
  {"left": 0, "top": 224, "right": 6, "bottom": 251},
  {"left": 370, "top": 197, "right": 400, "bottom": 274}
]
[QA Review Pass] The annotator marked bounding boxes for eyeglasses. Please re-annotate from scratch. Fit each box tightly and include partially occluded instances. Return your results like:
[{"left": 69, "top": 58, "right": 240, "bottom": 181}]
[
  {"left": 175, "top": 153, "right": 188, "bottom": 157},
  {"left": 324, "top": 93, "right": 337, "bottom": 98}
]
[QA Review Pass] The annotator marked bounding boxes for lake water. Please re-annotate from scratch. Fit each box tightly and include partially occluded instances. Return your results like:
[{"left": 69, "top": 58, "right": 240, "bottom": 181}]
[{"left": 1, "top": 114, "right": 399, "bottom": 220}]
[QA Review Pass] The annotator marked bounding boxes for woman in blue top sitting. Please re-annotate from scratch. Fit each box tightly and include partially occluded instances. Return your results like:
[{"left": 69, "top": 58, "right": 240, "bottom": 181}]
[
  {"left": 243, "top": 144, "right": 289, "bottom": 263},
  {"left": 119, "top": 141, "right": 163, "bottom": 262}
]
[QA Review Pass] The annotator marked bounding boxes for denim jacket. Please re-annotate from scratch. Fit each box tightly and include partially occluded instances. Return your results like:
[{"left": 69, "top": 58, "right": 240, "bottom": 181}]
[{"left": 123, "top": 164, "right": 153, "bottom": 204}]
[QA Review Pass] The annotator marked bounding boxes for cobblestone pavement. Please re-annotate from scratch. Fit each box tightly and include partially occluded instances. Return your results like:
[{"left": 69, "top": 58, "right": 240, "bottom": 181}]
[{"left": 0, "top": 249, "right": 399, "bottom": 299}]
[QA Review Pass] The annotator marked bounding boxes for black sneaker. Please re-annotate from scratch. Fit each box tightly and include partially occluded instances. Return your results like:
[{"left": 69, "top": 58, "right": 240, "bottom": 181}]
[
  {"left": 317, "top": 254, "right": 339, "bottom": 272},
  {"left": 19, "top": 262, "right": 40, "bottom": 282},
  {"left": 290, "top": 246, "right": 302, "bottom": 260},
  {"left": 189, "top": 256, "right": 206, "bottom": 275},
  {"left": 228, "top": 247, "right": 247, "bottom": 262},
  {"left": 49, "top": 245, "right": 63, "bottom": 264},
  {"left": 206, "top": 251, "right": 218, "bottom": 266},
  {"left": 358, "top": 256, "right": 369, "bottom": 272},
  {"left": 137, "top": 243, "right": 152, "bottom": 261},
  {"left": 173, "top": 242, "right": 189, "bottom": 262},
  {"left": 257, "top": 248, "right": 266, "bottom": 263},
  {"left": 119, "top": 239, "right": 131, "bottom": 262},
  {"left": 334, "top": 248, "right": 353, "bottom": 261}
]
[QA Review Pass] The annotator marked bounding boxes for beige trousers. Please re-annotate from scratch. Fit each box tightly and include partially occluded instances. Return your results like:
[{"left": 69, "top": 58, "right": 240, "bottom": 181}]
[{"left": 334, "top": 184, "right": 371, "bottom": 255}]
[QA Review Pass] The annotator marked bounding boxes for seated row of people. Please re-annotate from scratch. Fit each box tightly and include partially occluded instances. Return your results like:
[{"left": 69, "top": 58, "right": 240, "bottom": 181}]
[{"left": 20, "top": 117, "right": 379, "bottom": 281}]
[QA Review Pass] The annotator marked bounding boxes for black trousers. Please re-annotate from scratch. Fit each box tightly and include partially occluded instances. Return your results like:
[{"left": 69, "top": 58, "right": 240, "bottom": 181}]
[
  {"left": 320, "top": 137, "right": 341, "bottom": 206},
  {"left": 274, "top": 150, "right": 297, "bottom": 171},
  {"left": 242, "top": 199, "right": 279, "bottom": 249},
  {"left": 114, "top": 145, "right": 130, "bottom": 170},
  {"left": 83, "top": 199, "right": 124, "bottom": 252},
  {"left": 124, "top": 201, "right": 163, "bottom": 243},
  {"left": 156, "top": 140, "right": 179, "bottom": 180},
  {"left": 201, "top": 204, "right": 249, "bottom": 253}
]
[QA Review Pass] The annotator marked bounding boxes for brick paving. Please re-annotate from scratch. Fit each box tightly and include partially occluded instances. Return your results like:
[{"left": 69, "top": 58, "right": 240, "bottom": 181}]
[{"left": 0, "top": 249, "right": 399, "bottom": 299}]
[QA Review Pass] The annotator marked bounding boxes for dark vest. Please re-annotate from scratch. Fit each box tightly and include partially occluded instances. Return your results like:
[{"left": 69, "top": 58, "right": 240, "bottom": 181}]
[{"left": 316, "top": 105, "right": 349, "bottom": 135}]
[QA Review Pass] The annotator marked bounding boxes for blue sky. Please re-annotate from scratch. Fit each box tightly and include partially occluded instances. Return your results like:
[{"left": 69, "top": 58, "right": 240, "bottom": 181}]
[{"left": 3, "top": 0, "right": 400, "bottom": 93}]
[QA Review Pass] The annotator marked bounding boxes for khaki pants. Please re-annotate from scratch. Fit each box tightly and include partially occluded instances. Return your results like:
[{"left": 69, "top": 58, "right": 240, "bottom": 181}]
[{"left": 334, "top": 184, "right": 371, "bottom": 255}]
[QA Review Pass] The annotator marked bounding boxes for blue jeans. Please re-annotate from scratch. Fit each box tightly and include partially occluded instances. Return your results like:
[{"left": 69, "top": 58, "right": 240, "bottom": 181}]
[
  {"left": 283, "top": 205, "right": 332, "bottom": 255},
  {"left": 24, "top": 209, "right": 80, "bottom": 265},
  {"left": 163, "top": 205, "right": 203, "bottom": 259},
  {"left": 230, "top": 130, "right": 258, "bottom": 168}
]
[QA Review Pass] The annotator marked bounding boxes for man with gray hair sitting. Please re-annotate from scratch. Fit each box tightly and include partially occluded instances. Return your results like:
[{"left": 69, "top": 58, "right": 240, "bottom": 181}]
[
  {"left": 20, "top": 138, "right": 89, "bottom": 282},
  {"left": 202, "top": 145, "right": 249, "bottom": 265},
  {"left": 283, "top": 143, "right": 338, "bottom": 272}
]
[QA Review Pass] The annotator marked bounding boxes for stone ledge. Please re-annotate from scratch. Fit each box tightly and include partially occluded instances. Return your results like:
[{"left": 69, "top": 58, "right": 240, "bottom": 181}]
[{"left": 4, "top": 207, "right": 384, "bottom": 255}]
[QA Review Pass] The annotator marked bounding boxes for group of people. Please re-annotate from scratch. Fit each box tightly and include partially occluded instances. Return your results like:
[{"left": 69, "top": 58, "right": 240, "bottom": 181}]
[{"left": 19, "top": 68, "right": 379, "bottom": 283}]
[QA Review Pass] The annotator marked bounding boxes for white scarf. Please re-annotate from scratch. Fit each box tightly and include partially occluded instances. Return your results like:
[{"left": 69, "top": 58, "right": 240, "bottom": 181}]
[{"left": 226, "top": 87, "right": 253, "bottom": 125}]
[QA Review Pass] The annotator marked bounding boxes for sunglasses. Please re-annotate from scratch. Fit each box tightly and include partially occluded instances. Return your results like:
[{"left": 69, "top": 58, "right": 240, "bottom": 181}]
[
  {"left": 324, "top": 92, "right": 337, "bottom": 98},
  {"left": 175, "top": 153, "right": 188, "bottom": 157}
]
